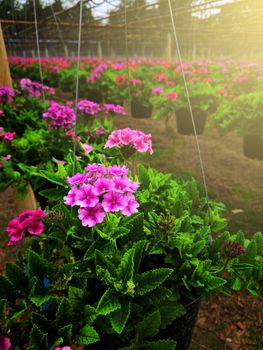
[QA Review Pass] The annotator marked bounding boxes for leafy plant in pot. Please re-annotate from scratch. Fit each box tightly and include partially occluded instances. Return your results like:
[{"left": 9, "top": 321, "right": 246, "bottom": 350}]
[
  {"left": 129, "top": 77, "right": 153, "bottom": 119},
  {"left": 174, "top": 82, "right": 219, "bottom": 135},
  {"left": 211, "top": 91, "right": 263, "bottom": 160},
  {"left": 1, "top": 156, "right": 263, "bottom": 350}
]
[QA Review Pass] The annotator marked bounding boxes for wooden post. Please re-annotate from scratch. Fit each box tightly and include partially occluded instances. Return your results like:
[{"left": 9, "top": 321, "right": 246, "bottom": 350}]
[
  {"left": 0, "top": 23, "right": 12, "bottom": 87},
  {"left": 45, "top": 47, "right": 49, "bottom": 58},
  {"left": 64, "top": 44, "right": 69, "bottom": 57},
  {"left": 97, "top": 40, "right": 102, "bottom": 59},
  {"left": 165, "top": 31, "right": 172, "bottom": 63}
]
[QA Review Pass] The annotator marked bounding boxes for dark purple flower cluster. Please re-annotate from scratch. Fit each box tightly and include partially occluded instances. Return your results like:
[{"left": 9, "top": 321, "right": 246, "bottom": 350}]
[
  {"left": 86, "top": 63, "right": 107, "bottom": 82},
  {"left": 77, "top": 100, "right": 101, "bottom": 116},
  {"left": 43, "top": 101, "right": 76, "bottom": 129},
  {"left": 0, "top": 86, "right": 18, "bottom": 104},
  {"left": 221, "top": 240, "right": 246, "bottom": 258},
  {"left": 64, "top": 163, "right": 139, "bottom": 227},
  {"left": 20, "top": 78, "right": 55, "bottom": 97}
]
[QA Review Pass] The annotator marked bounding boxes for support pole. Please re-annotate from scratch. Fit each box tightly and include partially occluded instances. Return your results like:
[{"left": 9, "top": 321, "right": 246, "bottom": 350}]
[
  {"left": 64, "top": 44, "right": 69, "bottom": 57},
  {"left": 0, "top": 23, "right": 12, "bottom": 87},
  {"left": 97, "top": 40, "right": 102, "bottom": 59}
]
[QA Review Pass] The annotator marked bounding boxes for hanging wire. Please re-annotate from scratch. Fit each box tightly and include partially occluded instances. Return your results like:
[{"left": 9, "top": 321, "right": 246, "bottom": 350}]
[
  {"left": 49, "top": 0, "right": 66, "bottom": 53},
  {"left": 72, "top": 0, "right": 84, "bottom": 176},
  {"left": 166, "top": 0, "right": 213, "bottom": 241},
  {"left": 124, "top": 0, "right": 132, "bottom": 114},
  {"left": 33, "top": 0, "right": 45, "bottom": 103}
]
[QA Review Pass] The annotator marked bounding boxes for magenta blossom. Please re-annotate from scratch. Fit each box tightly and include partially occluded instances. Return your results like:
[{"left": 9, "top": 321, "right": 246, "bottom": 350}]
[
  {"left": 103, "top": 104, "right": 126, "bottom": 116},
  {"left": 20, "top": 78, "right": 55, "bottom": 97},
  {"left": 104, "top": 128, "right": 153, "bottom": 155},
  {"left": 43, "top": 101, "right": 76, "bottom": 129},
  {"left": 0, "top": 336, "right": 11, "bottom": 350},
  {"left": 165, "top": 91, "right": 178, "bottom": 100},
  {"left": 0, "top": 130, "right": 16, "bottom": 141},
  {"left": 77, "top": 100, "right": 101, "bottom": 116},
  {"left": 151, "top": 87, "right": 163, "bottom": 95},
  {"left": 6, "top": 208, "right": 47, "bottom": 246},
  {"left": 64, "top": 164, "right": 139, "bottom": 227},
  {"left": 54, "top": 347, "right": 71, "bottom": 350}
]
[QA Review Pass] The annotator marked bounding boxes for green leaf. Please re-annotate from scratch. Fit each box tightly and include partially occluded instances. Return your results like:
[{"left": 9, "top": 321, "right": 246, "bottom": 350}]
[
  {"left": 205, "top": 275, "right": 227, "bottom": 292},
  {"left": 138, "top": 164, "right": 150, "bottom": 188},
  {"left": 84, "top": 305, "right": 98, "bottom": 323},
  {"left": 76, "top": 325, "right": 100, "bottom": 346},
  {"left": 5, "top": 262, "right": 28, "bottom": 291},
  {"left": 117, "top": 248, "right": 135, "bottom": 287},
  {"left": 142, "top": 340, "right": 176, "bottom": 350},
  {"left": 159, "top": 303, "right": 186, "bottom": 329},
  {"left": 232, "top": 277, "right": 242, "bottom": 291},
  {"left": 58, "top": 324, "right": 73, "bottom": 344},
  {"left": 95, "top": 250, "right": 116, "bottom": 284},
  {"left": 0, "top": 299, "right": 7, "bottom": 320},
  {"left": 0, "top": 276, "right": 17, "bottom": 301},
  {"left": 111, "top": 296, "right": 131, "bottom": 334},
  {"left": 31, "top": 313, "right": 53, "bottom": 334},
  {"left": 27, "top": 250, "right": 50, "bottom": 281},
  {"left": 38, "top": 188, "right": 67, "bottom": 201},
  {"left": 133, "top": 240, "right": 147, "bottom": 275},
  {"left": 68, "top": 286, "right": 85, "bottom": 309},
  {"left": 55, "top": 298, "right": 73, "bottom": 326},
  {"left": 136, "top": 268, "right": 173, "bottom": 296},
  {"left": 29, "top": 324, "right": 48, "bottom": 349},
  {"left": 96, "top": 289, "right": 121, "bottom": 316},
  {"left": 137, "top": 310, "right": 161, "bottom": 338},
  {"left": 143, "top": 287, "right": 173, "bottom": 305},
  {"left": 38, "top": 170, "right": 66, "bottom": 186},
  {"left": 9, "top": 300, "right": 28, "bottom": 322},
  {"left": 30, "top": 294, "right": 51, "bottom": 307}
]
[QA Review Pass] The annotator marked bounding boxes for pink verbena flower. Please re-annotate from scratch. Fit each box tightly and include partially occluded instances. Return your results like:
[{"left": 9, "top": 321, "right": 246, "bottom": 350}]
[
  {"left": 165, "top": 91, "right": 178, "bottom": 100},
  {"left": 151, "top": 87, "right": 163, "bottom": 95},
  {"left": 20, "top": 78, "right": 55, "bottom": 97},
  {"left": 54, "top": 347, "right": 71, "bottom": 350},
  {"left": 104, "top": 128, "right": 153, "bottom": 155},
  {"left": 43, "top": 101, "right": 76, "bottom": 129},
  {"left": 64, "top": 164, "right": 139, "bottom": 227},
  {"left": 82, "top": 143, "right": 93, "bottom": 155},
  {"left": 0, "top": 336, "right": 11, "bottom": 350},
  {"left": 0, "top": 130, "right": 16, "bottom": 141},
  {"left": 0, "top": 86, "right": 18, "bottom": 104},
  {"left": 77, "top": 100, "right": 101, "bottom": 116},
  {"left": 115, "top": 75, "right": 126, "bottom": 85},
  {"left": 103, "top": 104, "right": 126, "bottom": 116},
  {"left": 6, "top": 208, "right": 47, "bottom": 246}
]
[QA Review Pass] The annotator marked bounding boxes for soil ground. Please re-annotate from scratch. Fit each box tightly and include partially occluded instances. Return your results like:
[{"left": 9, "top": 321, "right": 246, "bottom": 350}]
[{"left": 1, "top": 111, "right": 263, "bottom": 349}]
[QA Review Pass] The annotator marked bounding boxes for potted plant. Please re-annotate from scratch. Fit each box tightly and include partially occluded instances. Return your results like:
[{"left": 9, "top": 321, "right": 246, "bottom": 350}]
[
  {"left": 1, "top": 156, "right": 262, "bottom": 350},
  {"left": 211, "top": 91, "right": 263, "bottom": 160}
]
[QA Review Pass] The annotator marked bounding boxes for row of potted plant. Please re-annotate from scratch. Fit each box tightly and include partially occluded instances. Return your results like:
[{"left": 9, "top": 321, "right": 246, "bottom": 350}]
[{"left": 0, "top": 74, "right": 263, "bottom": 349}]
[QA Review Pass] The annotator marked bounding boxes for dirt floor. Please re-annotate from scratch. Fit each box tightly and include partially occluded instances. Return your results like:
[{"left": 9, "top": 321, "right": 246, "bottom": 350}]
[{"left": 1, "top": 111, "right": 263, "bottom": 349}]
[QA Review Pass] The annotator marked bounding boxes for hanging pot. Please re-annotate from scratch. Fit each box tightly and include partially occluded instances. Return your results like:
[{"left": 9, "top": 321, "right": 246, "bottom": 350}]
[
  {"left": 176, "top": 107, "right": 207, "bottom": 135},
  {"left": 130, "top": 98, "right": 153, "bottom": 119},
  {"left": 158, "top": 297, "right": 201, "bottom": 350},
  {"left": 243, "top": 133, "right": 263, "bottom": 160}
]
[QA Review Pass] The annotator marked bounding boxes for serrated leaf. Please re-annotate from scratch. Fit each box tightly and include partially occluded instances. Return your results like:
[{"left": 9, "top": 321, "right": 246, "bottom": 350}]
[
  {"left": 38, "top": 170, "right": 66, "bottom": 186},
  {"left": 136, "top": 268, "right": 173, "bottom": 296},
  {"left": 29, "top": 324, "right": 48, "bottom": 349},
  {"left": 58, "top": 324, "right": 72, "bottom": 344},
  {"left": 76, "top": 325, "right": 100, "bottom": 346},
  {"left": 95, "top": 250, "right": 116, "bottom": 284},
  {"left": 142, "top": 339, "right": 176, "bottom": 350},
  {"left": 111, "top": 296, "right": 131, "bottom": 334},
  {"left": 143, "top": 287, "right": 172, "bottom": 305},
  {"left": 27, "top": 250, "right": 50, "bottom": 281},
  {"left": 55, "top": 298, "right": 73, "bottom": 326},
  {"left": 31, "top": 313, "right": 53, "bottom": 334},
  {"left": 133, "top": 240, "right": 147, "bottom": 275},
  {"left": 68, "top": 286, "right": 84, "bottom": 309},
  {"left": 117, "top": 248, "right": 135, "bottom": 286},
  {"left": 38, "top": 188, "right": 67, "bottom": 201},
  {"left": 138, "top": 164, "right": 150, "bottom": 188},
  {"left": 30, "top": 294, "right": 51, "bottom": 307},
  {"left": 5, "top": 262, "right": 28, "bottom": 291},
  {"left": 159, "top": 303, "right": 186, "bottom": 329},
  {"left": 84, "top": 305, "right": 98, "bottom": 323},
  {"left": 0, "top": 276, "right": 17, "bottom": 301},
  {"left": 137, "top": 310, "right": 161, "bottom": 338},
  {"left": 96, "top": 289, "right": 121, "bottom": 315}
]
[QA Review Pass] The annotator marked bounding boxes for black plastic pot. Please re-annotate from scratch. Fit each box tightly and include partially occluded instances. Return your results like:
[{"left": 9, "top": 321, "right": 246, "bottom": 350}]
[
  {"left": 243, "top": 134, "right": 263, "bottom": 160},
  {"left": 131, "top": 98, "right": 153, "bottom": 119},
  {"left": 158, "top": 298, "right": 201, "bottom": 350},
  {"left": 176, "top": 108, "right": 207, "bottom": 135}
]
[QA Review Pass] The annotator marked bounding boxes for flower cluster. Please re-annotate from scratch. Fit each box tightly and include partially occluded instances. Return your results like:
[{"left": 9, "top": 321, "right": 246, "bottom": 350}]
[
  {"left": 104, "top": 128, "right": 153, "bottom": 155},
  {"left": 165, "top": 91, "right": 178, "bottom": 100},
  {"left": 0, "top": 336, "right": 11, "bottom": 350},
  {"left": 103, "top": 103, "right": 126, "bottom": 115},
  {"left": 221, "top": 240, "right": 246, "bottom": 258},
  {"left": 151, "top": 87, "right": 163, "bottom": 95},
  {"left": 87, "top": 63, "right": 107, "bottom": 82},
  {"left": 0, "top": 86, "right": 18, "bottom": 104},
  {"left": 0, "top": 154, "right": 12, "bottom": 168},
  {"left": 54, "top": 347, "right": 71, "bottom": 350},
  {"left": 6, "top": 208, "right": 47, "bottom": 246},
  {"left": 20, "top": 78, "right": 55, "bottom": 97},
  {"left": 115, "top": 75, "right": 126, "bottom": 85},
  {"left": 77, "top": 100, "right": 101, "bottom": 116},
  {"left": 0, "top": 127, "right": 16, "bottom": 141},
  {"left": 43, "top": 101, "right": 76, "bottom": 129},
  {"left": 64, "top": 164, "right": 139, "bottom": 227}
]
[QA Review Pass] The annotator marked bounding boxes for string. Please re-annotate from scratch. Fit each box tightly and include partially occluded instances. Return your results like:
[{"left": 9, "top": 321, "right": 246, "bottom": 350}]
[
  {"left": 72, "top": 0, "right": 84, "bottom": 176},
  {"left": 166, "top": 0, "right": 213, "bottom": 242},
  {"left": 33, "top": 0, "right": 45, "bottom": 103},
  {"left": 49, "top": 0, "right": 66, "bottom": 54},
  {"left": 124, "top": 0, "right": 132, "bottom": 114}
]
